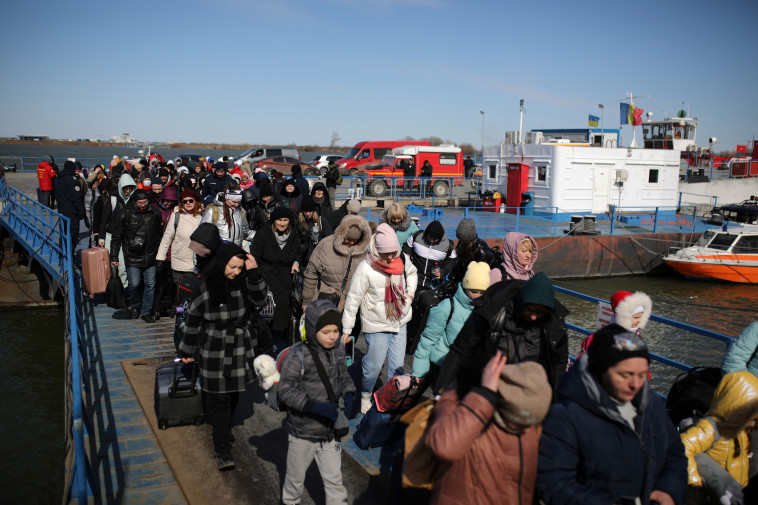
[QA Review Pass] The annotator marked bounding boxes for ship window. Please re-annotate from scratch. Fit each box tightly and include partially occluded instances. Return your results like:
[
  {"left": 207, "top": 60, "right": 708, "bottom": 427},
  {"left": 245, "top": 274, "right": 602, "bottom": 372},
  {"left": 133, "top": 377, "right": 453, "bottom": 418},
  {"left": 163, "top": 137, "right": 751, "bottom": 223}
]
[
  {"left": 732, "top": 235, "right": 758, "bottom": 254},
  {"left": 709, "top": 233, "right": 737, "bottom": 251},
  {"left": 648, "top": 169, "right": 659, "bottom": 183},
  {"left": 488, "top": 164, "right": 497, "bottom": 179},
  {"left": 536, "top": 164, "right": 547, "bottom": 182},
  {"left": 696, "top": 230, "right": 715, "bottom": 247}
]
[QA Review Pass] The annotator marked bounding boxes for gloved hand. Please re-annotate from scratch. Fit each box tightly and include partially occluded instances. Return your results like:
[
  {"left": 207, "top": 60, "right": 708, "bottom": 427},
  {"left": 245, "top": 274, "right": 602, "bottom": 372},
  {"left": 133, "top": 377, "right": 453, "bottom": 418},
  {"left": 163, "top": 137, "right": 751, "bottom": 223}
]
[
  {"left": 308, "top": 401, "right": 338, "bottom": 422},
  {"left": 343, "top": 392, "right": 356, "bottom": 419},
  {"left": 155, "top": 260, "right": 165, "bottom": 274}
]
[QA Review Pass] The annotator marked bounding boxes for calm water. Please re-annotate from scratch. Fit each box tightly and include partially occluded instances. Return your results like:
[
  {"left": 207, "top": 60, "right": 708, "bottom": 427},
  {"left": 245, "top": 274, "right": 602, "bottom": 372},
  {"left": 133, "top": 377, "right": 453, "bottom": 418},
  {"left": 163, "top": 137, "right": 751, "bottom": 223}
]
[{"left": 0, "top": 307, "right": 65, "bottom": 504}]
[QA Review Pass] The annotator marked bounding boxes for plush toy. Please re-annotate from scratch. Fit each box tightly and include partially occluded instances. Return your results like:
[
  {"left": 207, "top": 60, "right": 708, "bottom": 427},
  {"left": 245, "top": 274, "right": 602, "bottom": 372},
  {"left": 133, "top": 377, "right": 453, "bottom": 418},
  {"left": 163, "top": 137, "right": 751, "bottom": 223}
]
[{"left": 254, "top": 355, "right": 279, "bottom": 391}]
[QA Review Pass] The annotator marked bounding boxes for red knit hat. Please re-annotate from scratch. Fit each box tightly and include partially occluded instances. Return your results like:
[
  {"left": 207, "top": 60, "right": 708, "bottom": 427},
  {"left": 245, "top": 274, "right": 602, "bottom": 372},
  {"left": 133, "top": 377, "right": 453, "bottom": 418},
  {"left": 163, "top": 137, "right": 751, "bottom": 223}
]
[{"left": 610, "top": 291, "right": 633, "bottom": 312}]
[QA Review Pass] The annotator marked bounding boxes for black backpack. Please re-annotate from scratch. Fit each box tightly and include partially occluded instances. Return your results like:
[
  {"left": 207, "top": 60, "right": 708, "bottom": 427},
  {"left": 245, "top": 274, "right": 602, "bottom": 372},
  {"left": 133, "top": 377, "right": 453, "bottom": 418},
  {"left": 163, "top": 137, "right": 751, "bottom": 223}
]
[
  {"left": 405, "top": 290, "right": 455, "bottom": 356},
  {"left": 665, "top": 366, "right": 722, "bottom": 426}
]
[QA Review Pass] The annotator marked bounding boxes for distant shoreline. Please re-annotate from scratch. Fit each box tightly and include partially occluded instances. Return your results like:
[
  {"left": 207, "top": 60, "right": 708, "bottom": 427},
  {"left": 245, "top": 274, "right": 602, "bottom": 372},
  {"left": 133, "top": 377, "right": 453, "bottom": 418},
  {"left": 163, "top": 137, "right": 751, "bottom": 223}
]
[{"left": 0, "top": 139, "right": 347, "bottom": 153}]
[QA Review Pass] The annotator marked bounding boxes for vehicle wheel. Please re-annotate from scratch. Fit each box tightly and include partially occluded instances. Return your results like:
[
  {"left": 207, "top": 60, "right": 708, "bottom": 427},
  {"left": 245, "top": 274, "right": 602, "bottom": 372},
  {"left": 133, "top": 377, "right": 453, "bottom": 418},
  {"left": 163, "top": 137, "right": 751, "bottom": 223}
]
[
  {"left": 303, "top": 167, "right": 317, "bottom": 176},
  {"left": 370, "top": 180, "right": 387, "bottom": 198},
  {"left": 158, "top": 419, "right": 168, "bottom": 430},
  {"left": 432, "top": 180, "right": 449, "bottom": 197},
  {"left": 348, "top": 169, "right": 358, "bottom": 176},
  {"left": 319, "top": 167, "right": 328, "bottom": 177}
]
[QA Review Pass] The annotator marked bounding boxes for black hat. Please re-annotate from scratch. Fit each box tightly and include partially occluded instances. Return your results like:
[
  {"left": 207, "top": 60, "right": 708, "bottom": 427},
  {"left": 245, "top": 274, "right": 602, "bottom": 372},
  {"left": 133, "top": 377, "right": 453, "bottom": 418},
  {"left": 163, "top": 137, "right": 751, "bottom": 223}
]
[
  {"left": 260, "top": 184, "right": 274, "bottom": 197},
  {"left": 270, "top": 206, "right": 293, "bottom": 223},
  {"left": 131, "top": 188, "right": 149, "bottom": 201},
  {"left": 300, "top": 196, "right": 317, "bottom": 213},
  {"left": 213, "top": 161, "right": 228, "bottom": 172},
  {"left": 241, "top": 188, "right": 256, "bottom": 205},
  {"left": 158, "top": 168, "right": 169, "bottom": 178},
  {"left": 189, "top": 222, "right": 222, "bottom": 252},
  {"left": 425, "top": 220, "right": 445, "bottom": 240},
  {"left": 587, "top": 324, "right": 650, "bottom": 377}
]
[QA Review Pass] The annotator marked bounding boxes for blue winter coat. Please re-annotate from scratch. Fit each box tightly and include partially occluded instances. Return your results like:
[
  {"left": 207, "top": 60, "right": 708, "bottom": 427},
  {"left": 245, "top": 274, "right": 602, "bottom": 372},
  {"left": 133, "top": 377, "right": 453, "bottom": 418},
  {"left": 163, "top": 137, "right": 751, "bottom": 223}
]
[
  {"left": 536, "top": 356, "right": 687, "bottom": 505},
  {"left": 412, "top": 285, "right": 474, "bottom": 377},
  {"left": 722, "top": 320, "right": 758, "bottom": 377}
]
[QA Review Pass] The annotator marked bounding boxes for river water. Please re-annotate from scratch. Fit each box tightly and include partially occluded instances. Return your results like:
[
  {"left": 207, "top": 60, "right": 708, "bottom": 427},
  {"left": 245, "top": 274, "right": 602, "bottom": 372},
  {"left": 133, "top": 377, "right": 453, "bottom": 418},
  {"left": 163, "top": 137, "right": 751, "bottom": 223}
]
[{"left": 1, "top": 143, "right": 755, "bottom": 502}]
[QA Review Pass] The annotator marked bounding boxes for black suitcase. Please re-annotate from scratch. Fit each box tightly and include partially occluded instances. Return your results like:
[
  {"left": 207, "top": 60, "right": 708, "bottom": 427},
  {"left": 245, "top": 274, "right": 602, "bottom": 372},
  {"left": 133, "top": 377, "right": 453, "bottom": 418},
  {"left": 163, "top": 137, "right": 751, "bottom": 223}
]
[{"left": 154, "top": 359, "right": 204, "bottom": 430}]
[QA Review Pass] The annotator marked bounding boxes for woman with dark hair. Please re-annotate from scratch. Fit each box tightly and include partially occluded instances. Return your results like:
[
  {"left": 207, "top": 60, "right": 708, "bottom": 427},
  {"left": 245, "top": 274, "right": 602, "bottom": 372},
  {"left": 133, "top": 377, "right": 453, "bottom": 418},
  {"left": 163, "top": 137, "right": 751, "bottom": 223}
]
[
  {"left": 178, "top": 244, "right": 268, "bottom": 470},
  {"left": 295, "top": 196, "right": 332, "bottom": 266},
  {"left": 201, "top": 185, "right": 253, "bottom": 248},
  {"left": 250, "top": 206, "right": 302, "bottom": 352},
  {"left": 157, "top": 189, "right": 203, "bottom": 284},
  {"left": 536, "top": 324, "right": 687, "bottom": 505}
]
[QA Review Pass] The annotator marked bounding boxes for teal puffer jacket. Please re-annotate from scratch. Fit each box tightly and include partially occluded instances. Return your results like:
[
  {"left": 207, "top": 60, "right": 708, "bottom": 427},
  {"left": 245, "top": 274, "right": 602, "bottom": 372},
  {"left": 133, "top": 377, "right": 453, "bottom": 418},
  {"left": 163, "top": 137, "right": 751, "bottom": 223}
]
[{"left": 412, "top": 285, "right": 474, "bottom": 377}]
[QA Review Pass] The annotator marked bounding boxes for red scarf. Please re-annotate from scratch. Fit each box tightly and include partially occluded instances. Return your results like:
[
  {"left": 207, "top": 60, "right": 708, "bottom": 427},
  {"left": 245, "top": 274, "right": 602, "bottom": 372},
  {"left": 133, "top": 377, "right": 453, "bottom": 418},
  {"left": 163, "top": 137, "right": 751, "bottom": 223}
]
[{"left": 367, "top": 252, "right": 407, "bottom": 321}]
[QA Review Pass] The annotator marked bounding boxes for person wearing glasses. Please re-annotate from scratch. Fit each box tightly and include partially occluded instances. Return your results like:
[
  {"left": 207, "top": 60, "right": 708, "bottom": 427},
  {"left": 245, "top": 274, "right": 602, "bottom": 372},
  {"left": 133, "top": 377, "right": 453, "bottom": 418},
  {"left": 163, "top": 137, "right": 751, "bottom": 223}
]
[
  {"left": 156, "top": 189, "right": 203, "bottom": 285},
  {"left": 412, "top": 262, "right": 491, "bottom": 393}
]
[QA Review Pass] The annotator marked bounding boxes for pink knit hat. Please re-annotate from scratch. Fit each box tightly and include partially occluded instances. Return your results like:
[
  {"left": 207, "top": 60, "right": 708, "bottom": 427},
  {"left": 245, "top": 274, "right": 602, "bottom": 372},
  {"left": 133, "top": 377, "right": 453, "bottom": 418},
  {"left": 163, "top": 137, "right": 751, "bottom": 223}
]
[{"left": 375, "top": 223, "right": 399, "bottom": 253}]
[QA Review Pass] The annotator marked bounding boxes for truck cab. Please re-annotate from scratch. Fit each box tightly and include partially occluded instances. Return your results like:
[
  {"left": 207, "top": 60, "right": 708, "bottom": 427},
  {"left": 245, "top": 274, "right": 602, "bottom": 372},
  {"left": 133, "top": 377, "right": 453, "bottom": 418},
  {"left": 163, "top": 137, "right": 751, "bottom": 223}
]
[{"left": 337, "top": 140, "right": 431, "bottom": 173}]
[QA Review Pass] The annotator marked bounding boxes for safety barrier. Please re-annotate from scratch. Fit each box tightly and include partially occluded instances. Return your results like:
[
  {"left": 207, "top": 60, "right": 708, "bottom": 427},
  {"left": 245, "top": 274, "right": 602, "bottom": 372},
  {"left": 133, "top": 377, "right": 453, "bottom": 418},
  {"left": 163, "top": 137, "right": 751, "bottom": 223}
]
[
  {"left": 0, "top": 175, "right": 90, "bottom": 503},
  {"left": 0, "top": 156, "right": 111, "bottom": 173}
]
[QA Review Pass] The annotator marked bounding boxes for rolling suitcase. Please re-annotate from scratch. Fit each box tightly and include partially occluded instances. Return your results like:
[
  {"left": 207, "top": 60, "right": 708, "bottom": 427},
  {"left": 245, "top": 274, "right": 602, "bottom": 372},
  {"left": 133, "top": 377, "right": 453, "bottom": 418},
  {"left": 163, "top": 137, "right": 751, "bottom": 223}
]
[
  {"left": 154, "top": 359, "right": 204, "bottom": 430},
  {"left": 81, "top": 247, "right": 111, "bottom": 294}
]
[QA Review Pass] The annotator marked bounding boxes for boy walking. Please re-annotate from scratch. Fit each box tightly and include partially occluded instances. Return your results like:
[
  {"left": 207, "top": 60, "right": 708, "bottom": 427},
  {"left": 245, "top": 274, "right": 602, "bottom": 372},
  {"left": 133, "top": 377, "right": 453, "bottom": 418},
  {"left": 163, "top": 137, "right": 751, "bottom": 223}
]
[{"left": 278, "top": 299, "right": 355, "bottom": 505}]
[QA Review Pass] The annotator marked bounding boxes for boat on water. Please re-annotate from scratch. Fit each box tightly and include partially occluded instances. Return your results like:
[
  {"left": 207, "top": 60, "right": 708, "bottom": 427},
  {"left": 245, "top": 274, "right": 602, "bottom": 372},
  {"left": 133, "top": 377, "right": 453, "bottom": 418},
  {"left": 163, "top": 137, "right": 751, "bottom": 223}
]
[{"left": 663, "top": 224, "right": 758, "bottom": 283}]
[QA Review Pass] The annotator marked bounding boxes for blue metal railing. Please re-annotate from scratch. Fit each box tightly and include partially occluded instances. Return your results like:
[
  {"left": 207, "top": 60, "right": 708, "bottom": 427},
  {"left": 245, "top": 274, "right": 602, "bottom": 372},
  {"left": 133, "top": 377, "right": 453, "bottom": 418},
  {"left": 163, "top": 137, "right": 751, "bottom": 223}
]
[
  {"left": 0, "top": 156, "right": 111, "bottom": 173},
  {"left": 0, "top": 175, "right": 90, "bottom": 504},
  {"left": 554, "top": 285, "right": 734, "bottom": 374}
]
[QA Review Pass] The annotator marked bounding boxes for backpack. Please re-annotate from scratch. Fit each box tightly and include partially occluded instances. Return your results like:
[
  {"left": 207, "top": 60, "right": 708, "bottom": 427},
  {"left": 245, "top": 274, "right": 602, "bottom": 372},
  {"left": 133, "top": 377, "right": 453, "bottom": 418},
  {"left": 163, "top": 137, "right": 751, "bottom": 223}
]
[
  {"left": 405, "top": 290, "right": 455, "bottom": 355},
  {"left": 665, "top": 366, "right": 722, "bottom": 426},
  {"left": 334, "top": 167, "right": 343, "bottom": 186},
  {"left": 261, "top": 342, "right": 306, "bottom": 411}
]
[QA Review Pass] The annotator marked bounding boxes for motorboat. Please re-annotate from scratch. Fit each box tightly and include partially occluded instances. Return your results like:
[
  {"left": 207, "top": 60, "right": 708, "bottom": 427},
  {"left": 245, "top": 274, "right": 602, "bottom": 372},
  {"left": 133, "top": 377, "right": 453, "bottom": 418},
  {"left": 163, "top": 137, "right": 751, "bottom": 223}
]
[{"left": 663, "top": 224, "right": 758, "bottom": 283}]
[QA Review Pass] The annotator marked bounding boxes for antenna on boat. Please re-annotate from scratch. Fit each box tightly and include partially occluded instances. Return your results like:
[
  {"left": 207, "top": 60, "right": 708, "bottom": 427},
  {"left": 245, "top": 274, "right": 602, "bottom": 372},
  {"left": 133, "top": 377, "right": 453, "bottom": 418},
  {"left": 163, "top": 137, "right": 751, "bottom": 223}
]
[
  {"left": 519, "top": 99, "right": 525, "bottom": 145},
  {"left": 619, "top": 92, "right": 649, "bottom": 148}
]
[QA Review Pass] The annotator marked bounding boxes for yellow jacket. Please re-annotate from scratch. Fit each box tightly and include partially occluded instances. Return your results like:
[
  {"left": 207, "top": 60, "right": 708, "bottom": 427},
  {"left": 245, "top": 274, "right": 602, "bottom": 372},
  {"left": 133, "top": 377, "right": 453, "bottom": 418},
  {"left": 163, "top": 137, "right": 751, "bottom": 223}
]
[{"left": 680, "top": 371, "right": 758, "bottom": 487}]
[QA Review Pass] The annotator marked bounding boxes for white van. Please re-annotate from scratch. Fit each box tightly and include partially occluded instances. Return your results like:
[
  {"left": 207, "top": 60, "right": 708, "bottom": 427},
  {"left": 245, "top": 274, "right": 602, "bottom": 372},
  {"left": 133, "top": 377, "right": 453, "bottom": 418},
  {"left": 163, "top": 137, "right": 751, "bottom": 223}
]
[{"left": 234, "top": 147, "right": 300, "bottom": 166}]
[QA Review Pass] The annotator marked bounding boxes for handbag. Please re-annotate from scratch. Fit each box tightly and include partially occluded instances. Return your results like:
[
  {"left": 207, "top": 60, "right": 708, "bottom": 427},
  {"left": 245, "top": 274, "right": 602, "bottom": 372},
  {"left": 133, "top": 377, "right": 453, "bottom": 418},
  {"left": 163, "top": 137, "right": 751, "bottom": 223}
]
[
  {"left": 373, "top": 375, "right": 426, "bottom": 414},
  {"left": 400, "top": 398, "right": 451, "bottom": 489},
  {"left": 317, "top": 256, "right": 353, "bottom": 307},
  {"left": 105, "top": 264, "right": 128, "bottom": 310},
  {"left": 305, "top": 345, "right": 350, "bottom": 439}
]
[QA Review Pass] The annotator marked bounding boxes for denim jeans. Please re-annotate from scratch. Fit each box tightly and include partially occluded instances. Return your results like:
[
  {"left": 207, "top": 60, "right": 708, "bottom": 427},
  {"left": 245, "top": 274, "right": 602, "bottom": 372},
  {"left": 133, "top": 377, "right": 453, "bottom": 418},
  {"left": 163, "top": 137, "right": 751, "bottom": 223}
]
[
  {"left": 126, "top": 265, "right": 157, "bottom": 316},
  {"left": 361, "top": 325, "right": 407, "bottom": 394}
]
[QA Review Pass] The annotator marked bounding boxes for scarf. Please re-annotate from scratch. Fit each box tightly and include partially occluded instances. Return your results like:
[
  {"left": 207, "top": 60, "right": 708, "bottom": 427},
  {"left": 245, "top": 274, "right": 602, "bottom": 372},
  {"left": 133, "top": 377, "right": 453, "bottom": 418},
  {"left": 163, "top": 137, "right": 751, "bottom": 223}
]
[
  {"left": 366, "top": 240, "right": 407, "bottom": 321},
  {"left": 275, "top": 229, "right": 290, "bottom": 249}
]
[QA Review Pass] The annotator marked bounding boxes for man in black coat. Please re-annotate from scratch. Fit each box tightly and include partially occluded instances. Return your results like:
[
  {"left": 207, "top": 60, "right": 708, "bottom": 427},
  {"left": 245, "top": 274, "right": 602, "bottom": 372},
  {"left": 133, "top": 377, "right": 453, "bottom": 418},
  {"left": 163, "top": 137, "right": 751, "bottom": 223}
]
[
  {"left": 109, "top": 189, "right": 164, "bottom": 323},
  {"left": 463, "top": 156, "right": 475, "bottom": 178},
  {"left": 202, "top": 162, "right": 236, "bottom": 204},
  {"left": 436, "top": 272, "right": 569, "bottom": 395},
  {"left": 289, "top": 164, "right": 311, "bottom": 199},
  {"left": 54, "top": 160, "right": 86, "bottom": 247},
  {"left": 323, "top": 161, "right": 341, "bottom": 209}
]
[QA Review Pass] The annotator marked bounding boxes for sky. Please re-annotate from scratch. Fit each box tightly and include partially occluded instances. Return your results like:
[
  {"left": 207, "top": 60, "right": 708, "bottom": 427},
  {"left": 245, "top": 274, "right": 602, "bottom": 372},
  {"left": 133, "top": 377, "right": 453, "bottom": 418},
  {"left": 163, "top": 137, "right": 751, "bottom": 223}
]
[{"left": 2, "top": 0, "right": 756, "bottom": 151}]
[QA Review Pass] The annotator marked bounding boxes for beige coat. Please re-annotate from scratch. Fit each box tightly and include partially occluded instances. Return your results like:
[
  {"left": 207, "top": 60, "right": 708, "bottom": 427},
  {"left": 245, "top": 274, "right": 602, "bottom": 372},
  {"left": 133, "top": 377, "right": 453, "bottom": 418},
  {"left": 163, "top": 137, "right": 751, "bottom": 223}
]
[
  {"left": 302, "top": 214, "right": 372, "bottom": 311},
  {"left": 156, "top": 208, "right": 202, "bottom": 272}
]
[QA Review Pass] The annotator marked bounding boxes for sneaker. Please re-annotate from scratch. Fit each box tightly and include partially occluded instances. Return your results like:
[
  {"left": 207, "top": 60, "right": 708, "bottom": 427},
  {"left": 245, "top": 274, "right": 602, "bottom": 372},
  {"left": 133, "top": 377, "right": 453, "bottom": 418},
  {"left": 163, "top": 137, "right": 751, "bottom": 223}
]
[
  {"left": 360, "top": 393, "right": 372, "bottom": 415},
  {"left": 129, "top": 307, "right": 139, "bottom": 319},
  {"left": 141, "top": 313, "right": 156, "bottom": 323},
  {"left": 218, "top": 455, "right": 236, "bottom": 471}
]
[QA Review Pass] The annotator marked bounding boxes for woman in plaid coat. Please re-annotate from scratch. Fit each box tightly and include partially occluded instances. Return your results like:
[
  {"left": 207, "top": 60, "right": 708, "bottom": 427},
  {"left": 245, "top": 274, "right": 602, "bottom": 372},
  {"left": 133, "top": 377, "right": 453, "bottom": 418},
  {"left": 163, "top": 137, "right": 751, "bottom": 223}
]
[{"left": 179, "top": 243, "right": 268, "bottom": 470}]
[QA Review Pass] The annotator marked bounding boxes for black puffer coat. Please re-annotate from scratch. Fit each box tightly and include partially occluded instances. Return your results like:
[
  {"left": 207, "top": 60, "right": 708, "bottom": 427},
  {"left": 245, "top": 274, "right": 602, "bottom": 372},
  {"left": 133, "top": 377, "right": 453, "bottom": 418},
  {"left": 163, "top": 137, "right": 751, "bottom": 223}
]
[
  {"left": 109, "top": 203, "right": 164, "bottom": 268},
  {"left": 437, "top": 278, "right": 569, "bottom": 394},
  {"left": 450, "top": 237, "right": 500, "bottom": 284}
]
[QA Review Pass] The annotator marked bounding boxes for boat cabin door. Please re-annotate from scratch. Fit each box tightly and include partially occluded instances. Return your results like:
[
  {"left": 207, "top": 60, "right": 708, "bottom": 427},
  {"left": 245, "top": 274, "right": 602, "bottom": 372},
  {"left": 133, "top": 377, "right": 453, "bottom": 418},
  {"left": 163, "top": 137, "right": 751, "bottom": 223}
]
[
  {"left": 506, "top": 163, "right": 529, "bottom": 214},
  {"left": 592, "top": 163, "right": 612, "bottom": 213}
]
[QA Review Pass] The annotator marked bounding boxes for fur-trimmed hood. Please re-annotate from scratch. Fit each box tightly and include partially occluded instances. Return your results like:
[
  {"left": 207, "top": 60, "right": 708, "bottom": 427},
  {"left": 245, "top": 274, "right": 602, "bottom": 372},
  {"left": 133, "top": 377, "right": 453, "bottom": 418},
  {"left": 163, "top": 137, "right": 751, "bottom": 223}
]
[
  {"left": 611, "top": 291, "right": 652, "bottom": 331},
  {"left": 710, "top": 371, "right": 758, "bottom": 439},
  {"left": 379, "top": 207, "right": 411, "bottom": 232},
  {"left": 332, "top": 214, "right": 371, "bottom": 257}
]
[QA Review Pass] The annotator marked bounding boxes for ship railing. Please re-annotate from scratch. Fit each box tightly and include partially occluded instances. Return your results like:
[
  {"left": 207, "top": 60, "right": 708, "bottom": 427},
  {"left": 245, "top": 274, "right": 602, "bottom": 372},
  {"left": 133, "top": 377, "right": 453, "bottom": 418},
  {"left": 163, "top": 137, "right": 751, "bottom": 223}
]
[
  {"left": 555, "top": 285, "right": 734, "bottom": 396},
  {"left": 0, "top": 175, "right": 91, "bottom": 504},
  {"left": 324, "top": 175, "right": 482, "bottom": 204},
  {"left": 0, "top": 156, "right": 112, "bottom": 173}
]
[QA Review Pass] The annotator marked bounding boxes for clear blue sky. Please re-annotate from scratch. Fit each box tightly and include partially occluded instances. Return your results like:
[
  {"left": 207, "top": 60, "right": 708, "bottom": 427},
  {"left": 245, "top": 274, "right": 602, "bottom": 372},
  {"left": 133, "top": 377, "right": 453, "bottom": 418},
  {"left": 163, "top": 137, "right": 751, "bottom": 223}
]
[{"left": 2, "top": 0, "right": 756, "bottom": 151}]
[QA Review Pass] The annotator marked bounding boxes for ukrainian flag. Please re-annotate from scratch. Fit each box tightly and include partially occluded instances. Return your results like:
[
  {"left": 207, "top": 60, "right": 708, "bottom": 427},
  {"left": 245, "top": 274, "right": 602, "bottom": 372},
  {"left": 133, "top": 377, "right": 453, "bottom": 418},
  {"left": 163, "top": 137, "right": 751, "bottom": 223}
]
[{"left": 588, "top": 115, "right": 599, "bottom": 127}]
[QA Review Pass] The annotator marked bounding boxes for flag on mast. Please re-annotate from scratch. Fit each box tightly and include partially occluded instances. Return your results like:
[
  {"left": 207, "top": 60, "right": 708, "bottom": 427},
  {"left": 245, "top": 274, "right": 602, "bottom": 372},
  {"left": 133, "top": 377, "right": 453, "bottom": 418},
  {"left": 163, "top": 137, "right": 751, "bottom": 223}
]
[
  {"left": 588, "top": 115, "right": 599, "bottom": 127},
  {"left": 620, "top": 103, "right": 644, "bottom": 125}
]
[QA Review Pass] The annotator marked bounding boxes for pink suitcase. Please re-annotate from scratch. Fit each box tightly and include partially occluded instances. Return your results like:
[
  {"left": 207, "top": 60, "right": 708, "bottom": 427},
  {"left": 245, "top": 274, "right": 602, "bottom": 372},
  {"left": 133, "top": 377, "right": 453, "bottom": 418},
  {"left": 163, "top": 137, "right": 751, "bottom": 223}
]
[{"left": 81, "top": 247, "right": 111, "bottom": 294}]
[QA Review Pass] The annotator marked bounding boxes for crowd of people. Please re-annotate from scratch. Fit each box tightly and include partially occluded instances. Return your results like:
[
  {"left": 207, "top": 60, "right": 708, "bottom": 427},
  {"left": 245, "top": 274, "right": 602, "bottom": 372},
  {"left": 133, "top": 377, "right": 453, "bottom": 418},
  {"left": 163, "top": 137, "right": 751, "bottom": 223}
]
[{"left": 35, "top": 153, "right": 758, "bottom": 505}]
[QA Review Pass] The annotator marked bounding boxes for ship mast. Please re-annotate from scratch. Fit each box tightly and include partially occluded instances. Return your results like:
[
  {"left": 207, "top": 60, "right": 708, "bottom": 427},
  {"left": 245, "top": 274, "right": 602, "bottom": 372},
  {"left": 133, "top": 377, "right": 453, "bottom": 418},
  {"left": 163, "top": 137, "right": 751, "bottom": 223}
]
[{"left": 620, "top": 92, "right": 649, "bottom": 147}]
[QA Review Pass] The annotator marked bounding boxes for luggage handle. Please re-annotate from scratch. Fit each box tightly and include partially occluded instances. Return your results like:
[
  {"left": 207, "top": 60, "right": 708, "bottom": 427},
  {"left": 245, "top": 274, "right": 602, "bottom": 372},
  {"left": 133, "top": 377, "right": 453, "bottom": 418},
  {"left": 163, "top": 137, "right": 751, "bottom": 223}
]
[{"left": 169, "top": 358, "right": 199, "bottom": 397}]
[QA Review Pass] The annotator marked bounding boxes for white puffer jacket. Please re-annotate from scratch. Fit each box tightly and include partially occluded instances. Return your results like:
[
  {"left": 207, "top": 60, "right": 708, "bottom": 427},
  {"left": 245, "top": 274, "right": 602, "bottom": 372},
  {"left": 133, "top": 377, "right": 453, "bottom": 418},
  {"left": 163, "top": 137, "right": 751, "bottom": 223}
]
[
  {"left": 156, "top": 208, "right": 202, "bottom": 272},
  {"left": 341, "top": 247, "right": 418, "bottom": 335}
]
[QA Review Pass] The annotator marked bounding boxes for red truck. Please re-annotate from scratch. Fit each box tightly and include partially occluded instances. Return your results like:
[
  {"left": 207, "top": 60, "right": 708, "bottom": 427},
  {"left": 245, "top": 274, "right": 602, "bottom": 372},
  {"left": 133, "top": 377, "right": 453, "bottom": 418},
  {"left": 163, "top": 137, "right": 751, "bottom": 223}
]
[
  {"left": 362, "top": 144, "right": 464, "bottom": 198},
  {"left": 337, "top": 140, "right": 431, "bottom": 173}
]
